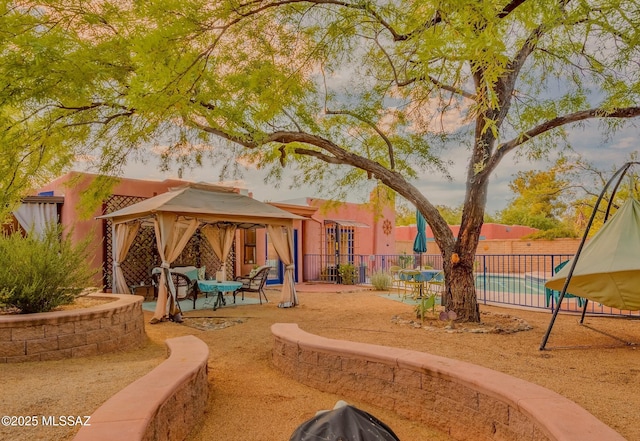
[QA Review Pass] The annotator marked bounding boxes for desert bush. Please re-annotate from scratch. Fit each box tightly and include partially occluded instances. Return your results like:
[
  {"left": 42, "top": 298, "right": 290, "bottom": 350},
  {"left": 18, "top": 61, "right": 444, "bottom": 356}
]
[
  {"left": 338, "top": 263, "right": 358, "bottom": 285},
  {"left": 370, "top": 271, "right": 392, "bottom": 290},
  {"left": 0, "top": 224, "right": 97, "bottom": 313}
]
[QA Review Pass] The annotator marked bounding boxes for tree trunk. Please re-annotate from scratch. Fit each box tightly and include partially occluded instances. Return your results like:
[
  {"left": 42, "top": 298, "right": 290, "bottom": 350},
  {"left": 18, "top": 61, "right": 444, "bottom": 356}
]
[{"left": 442, "top": 253, "right": 480, "bottom": 322}]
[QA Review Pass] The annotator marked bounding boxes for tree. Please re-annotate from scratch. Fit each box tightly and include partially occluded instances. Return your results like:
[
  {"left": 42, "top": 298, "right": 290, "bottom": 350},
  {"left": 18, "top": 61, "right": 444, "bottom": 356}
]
[
  {"left": 2, "top": 1, "right": 640, "bottom": 321},
  {"left": 498, "top": 161, "right": 572, "bottom": 231},
  {"left": 397, "top": 200, "right": 468, "bottom": 226},
  {"left": 558, "top": 157, "right": 640, "bottom": 237}
]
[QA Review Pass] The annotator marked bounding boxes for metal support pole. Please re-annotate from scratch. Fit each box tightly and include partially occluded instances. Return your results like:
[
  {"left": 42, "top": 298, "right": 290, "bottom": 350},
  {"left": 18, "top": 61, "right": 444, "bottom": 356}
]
[{"left": 540, "top": 162, "right": 638, "bottom": 350}]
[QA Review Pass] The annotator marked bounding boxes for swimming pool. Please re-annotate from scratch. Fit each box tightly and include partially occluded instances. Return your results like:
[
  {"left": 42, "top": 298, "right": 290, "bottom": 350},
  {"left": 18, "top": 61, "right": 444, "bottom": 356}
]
[
  {"left": 475, "top": 274, "right": 547, "bottom": 296},
  {"left": 474, "top": 273, "right": 551, "bottom": 308}
]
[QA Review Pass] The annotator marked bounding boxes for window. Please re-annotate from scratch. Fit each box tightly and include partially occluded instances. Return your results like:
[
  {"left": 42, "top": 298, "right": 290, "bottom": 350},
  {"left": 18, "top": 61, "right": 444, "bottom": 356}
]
[
  {"left": 244, "top": 228, "right": 256, "bottom": 264},
  {"left": 325, "top": 224, "right": 355, "bottom": 264}
]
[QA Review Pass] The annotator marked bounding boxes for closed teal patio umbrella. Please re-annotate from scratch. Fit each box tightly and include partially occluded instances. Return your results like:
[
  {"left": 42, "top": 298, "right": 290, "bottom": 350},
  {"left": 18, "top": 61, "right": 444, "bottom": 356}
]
[{"left": 413, "top": 210, "right": 427, "bottom": 268}]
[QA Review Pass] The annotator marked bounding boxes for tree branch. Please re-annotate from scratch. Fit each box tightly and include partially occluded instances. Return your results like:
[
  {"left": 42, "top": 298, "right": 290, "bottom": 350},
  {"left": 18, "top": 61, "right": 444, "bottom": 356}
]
[
  {"left": 324, "top": 108, "right": 395, "bottom": 170},
  {"left": 231, "top": 0, "right": 440, "bottom": 42},
  {"left": 487, "top": 106, "right": 640, "bottom": 172}
]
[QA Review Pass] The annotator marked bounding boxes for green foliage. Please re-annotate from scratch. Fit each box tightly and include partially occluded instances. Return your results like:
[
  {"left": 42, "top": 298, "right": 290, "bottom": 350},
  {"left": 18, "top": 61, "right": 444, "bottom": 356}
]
[
  {"left": 397, "top": 199, "right": 495, "bottom": 226},
  {"left": 498, "top": 163, "right": 570, "bottom": 231},
  {"left": 338, "top": 263, "right": 358, "bottom": 285},
  {"left": 398, "top": 253, "right": 413, "bottom": 269},
  {"left": 524, "top": 226, "right": 578, "bottom": 240},
  {"left": 370, "top": 271, "right": 392, "bottom": 291},
  {"left": 2, "top": 1, "right": 640, "bottom": 321},
  {"left": 414, "top": 294, "right": 437, "bottom": 322},
  {"left": 0, "top": 224, "right": 97, "bottom": 313}
]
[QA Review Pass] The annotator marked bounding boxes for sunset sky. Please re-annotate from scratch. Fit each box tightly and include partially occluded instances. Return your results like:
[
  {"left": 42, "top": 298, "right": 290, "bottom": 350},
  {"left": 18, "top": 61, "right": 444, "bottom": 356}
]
[{"left": 114, "top": 120, "right": 638, "bottom": 214}]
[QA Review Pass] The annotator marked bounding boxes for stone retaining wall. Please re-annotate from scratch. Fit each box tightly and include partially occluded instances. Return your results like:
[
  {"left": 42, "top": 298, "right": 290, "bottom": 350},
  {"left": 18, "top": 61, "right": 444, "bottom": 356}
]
[
  {"left": 0, "top": 294, "right": 145, "bottom": 363},
  {"left": 74, "top": 335, "right": 209, "bottom": 441},
  {"left": 271, "top": 323, "right": 624, "bottom": 441}
]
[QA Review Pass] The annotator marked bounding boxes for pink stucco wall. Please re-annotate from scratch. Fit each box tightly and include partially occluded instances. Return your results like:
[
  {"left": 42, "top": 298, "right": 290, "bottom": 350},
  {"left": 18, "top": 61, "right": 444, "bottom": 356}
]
[
  {"left": 37, "top": 172, "right": 194, "bottom": 286},
  {"left": 39, "top": 172, "right": 395, "bottom": 286},
  {"left": 396, "top": 223, "right": 539, "bottom": 243},
  {"left": 300, "top": 196, "right": 396, "bottom": 256}
]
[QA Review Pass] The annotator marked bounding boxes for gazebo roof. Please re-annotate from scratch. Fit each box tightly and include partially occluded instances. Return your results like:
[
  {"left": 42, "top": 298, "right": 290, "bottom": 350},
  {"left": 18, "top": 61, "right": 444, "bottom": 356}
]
[{"left": 98, "top": 183, "right": 306, "bottom": 228}]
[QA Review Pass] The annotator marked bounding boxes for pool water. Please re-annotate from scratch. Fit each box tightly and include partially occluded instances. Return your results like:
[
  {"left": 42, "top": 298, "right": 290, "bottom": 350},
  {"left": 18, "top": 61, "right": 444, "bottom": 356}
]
[{"left": 475, "top": 274, "right": 547, "bottom": 296}]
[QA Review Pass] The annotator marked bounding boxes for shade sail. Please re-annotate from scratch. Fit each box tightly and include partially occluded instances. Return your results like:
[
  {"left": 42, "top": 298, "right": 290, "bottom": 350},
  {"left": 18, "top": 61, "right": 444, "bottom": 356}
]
[{"left": 545, "top": 198, "right": 640, "bottom": 311}]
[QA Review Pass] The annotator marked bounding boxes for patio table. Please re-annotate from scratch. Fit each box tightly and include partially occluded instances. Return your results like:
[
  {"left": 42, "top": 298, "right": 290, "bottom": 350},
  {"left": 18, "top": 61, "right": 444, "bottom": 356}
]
[
  {"left": 399, "top": 269, "right": 441, "bottom": 298},
  {"left": 197, "top": 280, "right": 242, "bottom": 310}
]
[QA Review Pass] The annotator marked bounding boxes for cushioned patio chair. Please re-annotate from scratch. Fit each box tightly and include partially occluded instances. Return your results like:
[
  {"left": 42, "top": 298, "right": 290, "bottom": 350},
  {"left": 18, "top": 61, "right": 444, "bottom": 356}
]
[
  {"left": 234, "top": 265, "right": 271, "bottom": 304},
  {"left": 151, "top": 269, "right": 199, "bottom": 310},
  {"left": 545, "top": 260, "right": 585, "bottom": 308}
]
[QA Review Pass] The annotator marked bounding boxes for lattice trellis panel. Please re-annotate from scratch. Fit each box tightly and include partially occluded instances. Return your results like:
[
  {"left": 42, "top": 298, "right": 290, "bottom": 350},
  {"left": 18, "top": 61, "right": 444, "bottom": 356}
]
[
  {"left": 103, "top": 196, "right": 236, "bottom": 290},
  {"left": 103, "top": 195, "right": 159, "bottom": 290},
  {"left": 172, "top": 231, "right": 236, "bottom": 279}
]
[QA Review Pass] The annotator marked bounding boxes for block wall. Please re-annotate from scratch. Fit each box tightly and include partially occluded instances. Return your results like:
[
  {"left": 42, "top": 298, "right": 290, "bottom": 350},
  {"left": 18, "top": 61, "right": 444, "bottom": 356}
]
[
  {"left": 271, "top": 323, "right": 624, "bottom": 441},
  {"left": 0, "top": 294, "right": 145, "bottom": 363}
]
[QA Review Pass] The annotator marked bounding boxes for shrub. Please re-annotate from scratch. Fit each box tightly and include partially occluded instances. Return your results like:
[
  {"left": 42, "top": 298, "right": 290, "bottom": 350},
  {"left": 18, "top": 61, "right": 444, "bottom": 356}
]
[
  {"left": 0, "top": 224, "right": 97, "bottom": 313},
  {"left": 338, "top": 263, "right": 358, "bottom": 285},
  {"left": 370, "top": 271, "right": 392, "bottom": 290}
]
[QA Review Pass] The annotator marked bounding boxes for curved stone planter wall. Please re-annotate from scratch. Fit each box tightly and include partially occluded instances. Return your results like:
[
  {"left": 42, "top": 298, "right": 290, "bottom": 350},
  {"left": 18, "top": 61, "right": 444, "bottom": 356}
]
[
  {"left": 271, "top": 323, "right": 624, "bottom": 441},
  {"left": 0, "top": 294, "right": 145, "bottom": 363},
  {"left": 74, "top": 335, "right": 209, "bottom": 441}
]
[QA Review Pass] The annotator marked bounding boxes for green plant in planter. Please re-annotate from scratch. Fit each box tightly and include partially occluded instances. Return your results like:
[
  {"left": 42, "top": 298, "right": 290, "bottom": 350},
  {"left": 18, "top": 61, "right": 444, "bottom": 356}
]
[
  {"left": 398, "top": 253, "right": 412, "bottom": 269},
  {"left": 338, "top": 263, "right": 358, "bottom": 285},
  {"left": 370, "top": 271, "right": 392, "bottom": 290},
  {"left": 0, "top": 224, "right": 97, "bottom": 313}
]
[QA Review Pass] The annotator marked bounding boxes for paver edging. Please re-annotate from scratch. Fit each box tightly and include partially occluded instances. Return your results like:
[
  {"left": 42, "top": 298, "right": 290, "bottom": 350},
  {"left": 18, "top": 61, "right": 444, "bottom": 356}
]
[
  {"left": 271, "top": 323, "right": 625, "bottom": 441},
  {"left": 73, "top": 335, "right": 209, "bottom": 441},
  {"left": 0, "top": 293, "right": 145, "bottom": 362}
]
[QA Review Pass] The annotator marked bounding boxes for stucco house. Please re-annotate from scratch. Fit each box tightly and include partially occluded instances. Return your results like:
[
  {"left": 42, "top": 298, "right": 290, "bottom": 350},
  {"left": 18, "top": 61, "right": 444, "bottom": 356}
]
[{"left": 20, "top": 172, "right": 395, "bottom": 290}]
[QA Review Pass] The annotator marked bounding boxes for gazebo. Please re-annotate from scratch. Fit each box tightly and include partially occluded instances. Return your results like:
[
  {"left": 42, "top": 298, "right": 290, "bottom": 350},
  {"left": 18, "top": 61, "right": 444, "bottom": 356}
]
[{"left": 98, "top": 183, "right": 305, "bottom": 323}]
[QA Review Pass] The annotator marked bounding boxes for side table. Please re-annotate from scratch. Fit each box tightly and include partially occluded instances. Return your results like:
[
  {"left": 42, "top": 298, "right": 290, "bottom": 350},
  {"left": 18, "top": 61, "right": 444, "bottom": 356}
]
[{"left": 197, "top": 280, "right": 242, "bottom": 310}]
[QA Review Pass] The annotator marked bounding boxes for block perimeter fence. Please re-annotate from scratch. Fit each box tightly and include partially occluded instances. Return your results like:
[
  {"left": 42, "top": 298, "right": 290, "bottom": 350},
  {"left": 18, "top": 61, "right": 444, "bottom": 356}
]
[{"left": 302, "top": 253, "right": 640, "bottom": 318}]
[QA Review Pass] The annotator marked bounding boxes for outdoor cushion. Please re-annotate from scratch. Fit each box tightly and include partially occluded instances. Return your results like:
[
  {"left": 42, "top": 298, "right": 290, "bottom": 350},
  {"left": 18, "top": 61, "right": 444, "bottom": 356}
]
[{"left": 172, "top": 266, "right": 199, "bottom": 281}]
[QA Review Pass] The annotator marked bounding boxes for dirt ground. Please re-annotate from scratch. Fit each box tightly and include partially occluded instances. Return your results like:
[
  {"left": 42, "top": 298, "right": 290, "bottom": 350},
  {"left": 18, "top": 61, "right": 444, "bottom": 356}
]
[{"left": 2, "top": 286, "right": 639, "bottom": 441}]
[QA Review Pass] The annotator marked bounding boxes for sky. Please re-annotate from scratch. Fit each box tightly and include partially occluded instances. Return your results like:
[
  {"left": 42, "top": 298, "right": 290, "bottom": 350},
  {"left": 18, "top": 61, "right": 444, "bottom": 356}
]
[{"left": 115, "top": 120, "right": 639, "bottom": 215}]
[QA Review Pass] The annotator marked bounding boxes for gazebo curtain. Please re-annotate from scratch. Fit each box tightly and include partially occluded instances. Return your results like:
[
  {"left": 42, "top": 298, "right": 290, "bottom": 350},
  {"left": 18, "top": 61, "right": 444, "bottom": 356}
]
[
  {"left": 267, "top": 224, "right": 298, "bottom": 308},
  {"left": 112, "top": 222, "right": 141, "bottom": 294},
  {"left": 152, "top": 214, "right": 199, "bottom": 322},
  {"left": 108, "top": 217, "right": 299, "bottom": 320},
  {"left": 201, "top": 224, "right": 237, "bottom": 280}
]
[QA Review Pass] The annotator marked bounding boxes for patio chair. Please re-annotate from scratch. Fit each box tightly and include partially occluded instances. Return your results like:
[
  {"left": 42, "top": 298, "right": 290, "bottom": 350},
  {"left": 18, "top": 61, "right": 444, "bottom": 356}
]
[
  {"left": 399, "top": 269, "right": 423, "bottom": 300},
  {"left": 425, "top": 271, "right": 445, "bottom": 298},
  {"left": 545, "top": 260, "right": 585, "bottom": 308},
  {"left": 172, "top": 272, "right": 199, "bottom": 310},
  {"left": 151, "top": 269, "right": 199, "bottom": 310},
  {"left": 388, "top": 265, "right": 403, "bottom": 296},
  {"left": 234, "top": 265, "right": 271, "bottom": 304}
]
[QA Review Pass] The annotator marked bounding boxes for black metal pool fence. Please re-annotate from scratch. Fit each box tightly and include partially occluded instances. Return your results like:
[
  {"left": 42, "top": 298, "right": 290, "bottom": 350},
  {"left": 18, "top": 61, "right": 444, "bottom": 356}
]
[{"left": 302, "top": 253, "right": 640, "bottom": 318}]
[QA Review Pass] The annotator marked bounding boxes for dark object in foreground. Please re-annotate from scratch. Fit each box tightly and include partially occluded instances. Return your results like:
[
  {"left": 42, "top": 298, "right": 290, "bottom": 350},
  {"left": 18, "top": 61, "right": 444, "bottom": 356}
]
[{"left": 289, "top": 403, "right": 400, "bottom": 441}]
